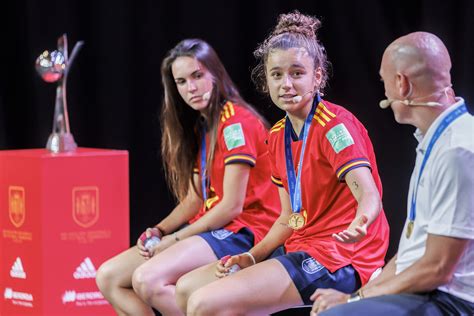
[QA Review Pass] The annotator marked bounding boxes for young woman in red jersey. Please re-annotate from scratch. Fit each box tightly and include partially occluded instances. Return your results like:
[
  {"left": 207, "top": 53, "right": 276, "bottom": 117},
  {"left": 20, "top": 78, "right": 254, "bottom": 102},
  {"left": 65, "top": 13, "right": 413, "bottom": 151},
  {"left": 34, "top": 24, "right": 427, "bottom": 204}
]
[
  {"left": 174, "top": 11, "right": 390, "bottom": 315},
  {"left": 95, "top": 39, "right": 279, "bottom": 316}
]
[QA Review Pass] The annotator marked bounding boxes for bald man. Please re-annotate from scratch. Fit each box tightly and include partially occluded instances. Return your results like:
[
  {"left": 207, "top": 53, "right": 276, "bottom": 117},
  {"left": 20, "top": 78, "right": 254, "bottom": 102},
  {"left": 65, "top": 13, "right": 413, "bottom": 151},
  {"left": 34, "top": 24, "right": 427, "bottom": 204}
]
[{"left": 310, "top": 32, "right": 474, "bottom": 316}]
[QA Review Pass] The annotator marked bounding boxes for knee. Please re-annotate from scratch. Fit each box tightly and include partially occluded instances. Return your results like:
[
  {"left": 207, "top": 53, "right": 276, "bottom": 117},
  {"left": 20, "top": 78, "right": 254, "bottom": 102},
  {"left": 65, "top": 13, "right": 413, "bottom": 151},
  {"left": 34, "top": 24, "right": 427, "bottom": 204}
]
[
  {"left": 131, "top": 265, "right": 163, "bottom": 303},
  {"left": 187, "top": 289, "right": 217, "bottom": 316},
  {"left": 95, "top": 261, "right": 115, "bottom": 293},
  {"left": 175, "top": 275, "right": 193, "bottom": 313}
]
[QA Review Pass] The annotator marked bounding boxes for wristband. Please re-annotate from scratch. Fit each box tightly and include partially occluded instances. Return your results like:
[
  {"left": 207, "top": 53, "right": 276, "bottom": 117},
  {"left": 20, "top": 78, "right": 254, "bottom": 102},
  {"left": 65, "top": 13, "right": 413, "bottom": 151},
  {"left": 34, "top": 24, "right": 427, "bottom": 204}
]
[
  {"left": 347, "top": 289, "right": 364, "bottom": 303},
  {"left": 242, "top": 252, "right": 256, "bottom": 265}
]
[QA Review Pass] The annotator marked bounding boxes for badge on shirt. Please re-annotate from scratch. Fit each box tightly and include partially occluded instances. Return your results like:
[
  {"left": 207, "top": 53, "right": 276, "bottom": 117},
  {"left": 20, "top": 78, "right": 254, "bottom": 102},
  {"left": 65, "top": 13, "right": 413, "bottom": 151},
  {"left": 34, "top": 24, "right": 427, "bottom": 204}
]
[
  {"left": 325, "top": 123, "right": 354, "bottom": 153},
  {"left": 224, "top": 123, "right": 246, "bottom": 150}
]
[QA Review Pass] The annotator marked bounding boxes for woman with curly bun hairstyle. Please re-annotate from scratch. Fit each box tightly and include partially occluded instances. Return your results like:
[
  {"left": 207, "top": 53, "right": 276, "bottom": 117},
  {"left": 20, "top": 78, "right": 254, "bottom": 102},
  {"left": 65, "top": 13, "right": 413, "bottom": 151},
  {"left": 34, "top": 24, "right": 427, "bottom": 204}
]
[{"left": 175, "top": 11, "right": 389, "bottom": 315}]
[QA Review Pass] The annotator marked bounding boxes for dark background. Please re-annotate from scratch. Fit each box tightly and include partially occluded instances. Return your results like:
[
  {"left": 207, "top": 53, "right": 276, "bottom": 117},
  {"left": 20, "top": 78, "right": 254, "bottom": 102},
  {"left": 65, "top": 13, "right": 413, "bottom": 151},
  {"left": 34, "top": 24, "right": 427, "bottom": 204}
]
[{"left": 1, "top": 0, "right": 473, "bottom": 273}]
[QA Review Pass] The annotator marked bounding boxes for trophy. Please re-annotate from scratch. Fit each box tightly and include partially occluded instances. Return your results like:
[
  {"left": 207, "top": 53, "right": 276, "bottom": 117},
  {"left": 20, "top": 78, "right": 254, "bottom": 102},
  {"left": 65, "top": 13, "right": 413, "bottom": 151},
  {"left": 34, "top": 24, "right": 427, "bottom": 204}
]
[{"left": 35, "top": 34, "right": 84, "bottom": 153}]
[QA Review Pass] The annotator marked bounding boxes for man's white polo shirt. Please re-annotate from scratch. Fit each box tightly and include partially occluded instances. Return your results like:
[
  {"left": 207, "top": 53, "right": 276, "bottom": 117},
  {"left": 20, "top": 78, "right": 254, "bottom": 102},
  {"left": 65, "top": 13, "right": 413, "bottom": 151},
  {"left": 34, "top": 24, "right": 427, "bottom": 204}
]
[{"left": 396, "top": 98, "right": 474, "bottom": 303}]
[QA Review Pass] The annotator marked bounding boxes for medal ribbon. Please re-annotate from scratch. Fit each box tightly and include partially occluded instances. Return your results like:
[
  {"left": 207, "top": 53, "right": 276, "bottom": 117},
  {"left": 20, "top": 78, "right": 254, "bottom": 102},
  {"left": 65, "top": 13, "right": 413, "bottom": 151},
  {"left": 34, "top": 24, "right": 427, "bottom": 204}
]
[
  {"left": 409, "top": 103, "right": 467, "bottom": 223},
  {"left": 284, "top": 94, "right": 320, "bottom": 214},
  {"left": 200, "top": 126, "right": 208, "bottom": 201}
]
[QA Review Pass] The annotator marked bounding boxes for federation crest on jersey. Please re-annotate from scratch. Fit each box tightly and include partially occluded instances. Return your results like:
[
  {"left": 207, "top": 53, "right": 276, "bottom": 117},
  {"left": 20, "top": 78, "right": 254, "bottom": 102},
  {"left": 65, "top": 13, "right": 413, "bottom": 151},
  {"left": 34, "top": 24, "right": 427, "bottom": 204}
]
[
  {"left": 211, "top": 229, "right": 233, "bottom": 240},
  {"left": 302, "top": 257, "right": 324, "bottom": 274}
]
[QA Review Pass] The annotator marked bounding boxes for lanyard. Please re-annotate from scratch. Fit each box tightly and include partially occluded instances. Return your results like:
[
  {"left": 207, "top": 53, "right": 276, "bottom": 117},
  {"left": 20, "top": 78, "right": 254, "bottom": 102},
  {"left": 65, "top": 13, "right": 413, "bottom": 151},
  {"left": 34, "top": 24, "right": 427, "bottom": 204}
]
[
  {"left": 409, "top": 103, "right": 467, "bottom": 221},
  {"left": 200, "top": 127, "right": 208, "bottom": 201},
  {"left": 284, "top": 94, "right": 320, "bottom": 214}
]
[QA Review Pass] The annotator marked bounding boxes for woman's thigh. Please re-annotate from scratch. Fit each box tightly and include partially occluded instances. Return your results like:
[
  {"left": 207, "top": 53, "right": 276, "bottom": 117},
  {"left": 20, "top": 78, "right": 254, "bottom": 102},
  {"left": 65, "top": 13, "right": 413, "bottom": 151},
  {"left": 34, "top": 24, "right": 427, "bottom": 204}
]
[
  {"left": 134, "top": 235, "right": 218, "bottom": 284},
  {"left": 189, "top": 258, "right": 303, "bottom": 315}
]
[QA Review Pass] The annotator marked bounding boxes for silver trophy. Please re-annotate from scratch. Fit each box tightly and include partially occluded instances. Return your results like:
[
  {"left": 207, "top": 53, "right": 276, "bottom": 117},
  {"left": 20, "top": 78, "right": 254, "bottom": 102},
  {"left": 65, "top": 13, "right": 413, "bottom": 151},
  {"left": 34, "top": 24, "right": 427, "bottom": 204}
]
[{"left": 35, "top": 34, "right": 84, "bottom": 153}]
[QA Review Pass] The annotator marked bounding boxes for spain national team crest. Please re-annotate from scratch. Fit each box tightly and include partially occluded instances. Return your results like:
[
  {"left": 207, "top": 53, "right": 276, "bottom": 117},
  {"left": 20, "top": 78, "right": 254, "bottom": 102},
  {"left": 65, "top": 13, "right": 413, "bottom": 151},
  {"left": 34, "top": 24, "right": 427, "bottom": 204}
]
[
  {"left": 72, "top": 187, "right": 99, "bottom": 228},
  {"left": 9, "top": 186, "right": 26, "bottom": 228}
]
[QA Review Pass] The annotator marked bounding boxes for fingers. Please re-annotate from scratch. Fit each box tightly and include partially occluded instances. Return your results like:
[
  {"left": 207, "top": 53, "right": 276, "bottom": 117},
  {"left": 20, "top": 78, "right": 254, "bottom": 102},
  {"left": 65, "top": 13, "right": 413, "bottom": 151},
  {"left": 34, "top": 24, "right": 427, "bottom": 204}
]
[
  {"left": 215, "top": 261, "right": 228, "bottom": 278},
  {"left": 332, "top": 229, "right": 365, "bottom": 243},
  {"left": 138, "top": 248, "right": 151, "bottom": 259},
  {"left": 224, "top": 255, "right": 240, "bottom": 268},
  {"left": 220, "top": 255, "right": 232, "bottom": 265},
  {"left": 310, "top": 289, "right": 320, "bottom": 301},
  {"left": 145, "top": 228, "right": 154, "bottom": 238}
]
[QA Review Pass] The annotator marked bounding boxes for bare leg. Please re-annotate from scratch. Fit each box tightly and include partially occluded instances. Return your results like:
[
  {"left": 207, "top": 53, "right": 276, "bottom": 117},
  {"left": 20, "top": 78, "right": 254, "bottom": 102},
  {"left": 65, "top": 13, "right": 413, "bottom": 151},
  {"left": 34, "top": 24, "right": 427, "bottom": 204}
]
[
  {"left": 132, "top": 236, "right": 217, "bottom": 315},
  {"left": 187, "top": 258, "right": 303, "bottom": 316},
  {"left": 96, "top": 246, "right": 154, "bottom": 316},
  {"left": 175, "top": 262, "right": 220, "bottom": 312}
]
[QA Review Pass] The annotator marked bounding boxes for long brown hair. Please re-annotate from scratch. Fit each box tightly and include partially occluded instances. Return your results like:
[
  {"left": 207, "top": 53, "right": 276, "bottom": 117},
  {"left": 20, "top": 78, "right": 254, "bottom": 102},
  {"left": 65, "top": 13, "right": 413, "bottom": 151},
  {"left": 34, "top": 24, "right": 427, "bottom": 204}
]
[{"left": 160, "top": 39, "right": 265, "bottom": 202}]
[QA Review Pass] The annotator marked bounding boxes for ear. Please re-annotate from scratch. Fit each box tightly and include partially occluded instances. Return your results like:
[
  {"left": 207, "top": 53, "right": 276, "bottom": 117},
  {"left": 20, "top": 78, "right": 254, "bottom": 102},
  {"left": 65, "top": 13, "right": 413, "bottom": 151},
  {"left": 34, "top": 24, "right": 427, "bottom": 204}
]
[
  {"left": 313, "top": 67, "right": 323, "bottom": 91},
  {"left": 396, "top": 73, "right": 411, "bottom": 98}
]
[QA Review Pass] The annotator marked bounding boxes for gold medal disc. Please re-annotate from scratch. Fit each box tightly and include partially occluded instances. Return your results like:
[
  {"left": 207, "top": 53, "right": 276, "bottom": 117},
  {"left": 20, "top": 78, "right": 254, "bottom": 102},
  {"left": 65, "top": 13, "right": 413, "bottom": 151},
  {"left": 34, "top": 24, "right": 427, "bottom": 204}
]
[
  {"left": 406, "top": 221, "right": 414, "bottom": 239},
  {"left": 288, "top": 213, "right": 306, "bottom": 230}
]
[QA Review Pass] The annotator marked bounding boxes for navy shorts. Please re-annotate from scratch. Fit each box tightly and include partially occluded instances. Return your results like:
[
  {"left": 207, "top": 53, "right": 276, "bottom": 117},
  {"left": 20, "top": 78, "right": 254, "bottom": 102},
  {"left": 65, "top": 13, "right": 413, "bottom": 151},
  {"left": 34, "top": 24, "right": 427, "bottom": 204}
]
[
  {"left": 271, "top": 247, "right": 361, "bottom": 305},
  {"left": 198, "top": 227, "right": 254, "bottom": 260},
  {"left": 320, "top": 290, "right": 474, "bottom": 316}
]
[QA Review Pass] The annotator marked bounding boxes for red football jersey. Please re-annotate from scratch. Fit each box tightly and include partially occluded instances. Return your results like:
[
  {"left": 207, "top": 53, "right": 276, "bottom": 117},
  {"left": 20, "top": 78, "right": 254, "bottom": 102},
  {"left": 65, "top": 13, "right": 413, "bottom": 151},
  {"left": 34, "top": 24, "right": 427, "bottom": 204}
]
[
  {"left": 189, "top": 102, "right": 280, "bottom": 243},
  {"left": 268, "top": 100, "right": 389, "bottom": 285}
]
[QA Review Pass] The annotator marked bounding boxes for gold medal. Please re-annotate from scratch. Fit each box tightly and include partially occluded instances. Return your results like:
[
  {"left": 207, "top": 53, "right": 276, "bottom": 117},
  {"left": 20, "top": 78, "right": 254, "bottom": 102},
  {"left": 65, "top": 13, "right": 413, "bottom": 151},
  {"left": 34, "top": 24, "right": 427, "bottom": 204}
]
[
  {"left": 406, "top": 221, "right": 414, "bottom": 239},
  {"left": 288, "top": 212, "right": 306, "bottom": 230}
]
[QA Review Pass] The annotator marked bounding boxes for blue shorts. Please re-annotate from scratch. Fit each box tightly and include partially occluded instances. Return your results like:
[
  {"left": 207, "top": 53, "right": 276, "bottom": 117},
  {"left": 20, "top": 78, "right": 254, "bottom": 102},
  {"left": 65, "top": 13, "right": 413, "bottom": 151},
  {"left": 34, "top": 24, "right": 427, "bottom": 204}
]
[
  {"left": 320, "top": 290, "right": 474, "bottom": 316},
  {"left": 271, "top": 247, "right": 361, "bottom": 305},
  {"left": 198, "top": 228, "right": 254, "bottom": 260}
]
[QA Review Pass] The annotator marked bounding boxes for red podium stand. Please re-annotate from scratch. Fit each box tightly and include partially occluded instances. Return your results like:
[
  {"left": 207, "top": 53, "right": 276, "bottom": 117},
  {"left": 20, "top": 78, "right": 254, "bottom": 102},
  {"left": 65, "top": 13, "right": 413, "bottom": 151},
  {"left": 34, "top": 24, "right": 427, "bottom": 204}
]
[{"left": 0, "top": 148, "right": 129, "bottom": 316}]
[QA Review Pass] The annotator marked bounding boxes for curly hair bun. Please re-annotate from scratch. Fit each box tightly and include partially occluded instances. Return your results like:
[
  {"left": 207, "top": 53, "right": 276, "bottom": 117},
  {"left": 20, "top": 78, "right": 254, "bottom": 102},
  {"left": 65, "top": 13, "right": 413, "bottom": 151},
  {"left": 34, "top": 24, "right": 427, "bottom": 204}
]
[{"left": 272, "top": 10, "right": 321, "bottom": 39}]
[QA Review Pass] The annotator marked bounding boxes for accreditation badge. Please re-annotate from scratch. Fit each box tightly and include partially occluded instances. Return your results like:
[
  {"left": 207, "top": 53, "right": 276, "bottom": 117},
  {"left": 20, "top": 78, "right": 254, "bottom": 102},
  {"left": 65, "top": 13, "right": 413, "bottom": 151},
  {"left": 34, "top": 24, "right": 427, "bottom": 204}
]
[{"left": 288, "top": 212, "right": 306, "bottom": 230}]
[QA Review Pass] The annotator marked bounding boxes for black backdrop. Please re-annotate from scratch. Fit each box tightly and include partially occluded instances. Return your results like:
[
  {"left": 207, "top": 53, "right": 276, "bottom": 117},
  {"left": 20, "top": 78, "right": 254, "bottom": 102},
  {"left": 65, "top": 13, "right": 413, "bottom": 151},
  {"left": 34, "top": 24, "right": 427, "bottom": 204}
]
[{"left": 1, "top": 0, "right": 473, "bottom": 262}]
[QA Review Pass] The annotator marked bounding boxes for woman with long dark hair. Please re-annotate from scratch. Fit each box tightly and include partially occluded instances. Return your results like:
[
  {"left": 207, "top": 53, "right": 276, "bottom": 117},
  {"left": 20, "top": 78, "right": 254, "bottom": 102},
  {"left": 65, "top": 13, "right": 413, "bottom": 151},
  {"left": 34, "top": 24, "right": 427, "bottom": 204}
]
[{"left": 96, "top": 39, "right": 279, "bottom": 315}]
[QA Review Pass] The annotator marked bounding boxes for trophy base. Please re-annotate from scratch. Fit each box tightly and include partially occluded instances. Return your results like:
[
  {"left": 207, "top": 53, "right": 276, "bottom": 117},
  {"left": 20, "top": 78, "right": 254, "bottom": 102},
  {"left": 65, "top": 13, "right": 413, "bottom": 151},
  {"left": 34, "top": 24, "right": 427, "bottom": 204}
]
[{"left": 46, "top": 133, "right": 78, "bottom": 153}]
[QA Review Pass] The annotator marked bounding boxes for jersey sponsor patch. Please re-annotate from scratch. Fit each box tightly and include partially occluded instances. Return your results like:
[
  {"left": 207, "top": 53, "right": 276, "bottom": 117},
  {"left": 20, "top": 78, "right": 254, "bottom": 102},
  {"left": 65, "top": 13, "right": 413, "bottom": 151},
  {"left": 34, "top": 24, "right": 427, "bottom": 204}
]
[
  {"left": 223, "top": 123, "right": 246, "bottom": 150},
  {"left": 211, "top": 229, "right": 234, "bottom": 240},
  {"left": 325, "top": 123, "right": 354, "bottom": 153},
  {"left": 301, "top": 257, "right": 324, "bottom": 274}
]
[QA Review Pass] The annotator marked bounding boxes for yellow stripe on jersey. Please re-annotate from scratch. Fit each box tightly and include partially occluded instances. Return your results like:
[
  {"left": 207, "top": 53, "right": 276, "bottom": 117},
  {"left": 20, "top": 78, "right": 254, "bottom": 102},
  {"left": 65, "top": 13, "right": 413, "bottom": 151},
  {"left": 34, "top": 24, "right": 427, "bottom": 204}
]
[
  {"left": 205, "top": 195, "right": 219, "bottom": 210},
  {"left": 313, "top": 102, "right": 337, "bottom": 126},
  {"left": 220, "top": 101, "right": 236, "bottom": 122},
  {"left": 336, "top": 160, "right": 371, "bottom": 179},
  {"left": 316, "top": 107, "right": 331, "bottom": 122},
  {"left": 313, "top": 114, "right": 326, "bottom": 127},
  {"left": 270, "top": 125, "right": 285, "bottom": 134},
  {"left": 270, "top": 118, "right": 286, "bottom": 134},
  {"left": 271, "top": 175, "right": 283, "bottom": 186},
  {"left": 319, "top": 102, "right": 336, "bottom": 118},
  {"left": 224, "top": 155, "right": 257, "bottom": 165},
  {"left": 228, "top": 102, "right": 235, "bottom": 116}
]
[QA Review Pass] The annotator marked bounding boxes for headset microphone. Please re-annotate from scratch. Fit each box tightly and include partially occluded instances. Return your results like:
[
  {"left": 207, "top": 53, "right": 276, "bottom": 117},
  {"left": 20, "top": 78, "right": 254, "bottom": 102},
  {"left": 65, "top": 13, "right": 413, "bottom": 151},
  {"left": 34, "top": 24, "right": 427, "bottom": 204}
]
[
  {"left": 379, "top": 85, "right": 451, "bottom": 109},
  {"left": 379, "top": 99, "right": 443, "bottom": 109},
  {"left": 292, "top": 90, "right": 314, "bottom": 103},
  {"left": 202, "top": 91, "right": 211, "bottom": 101}
]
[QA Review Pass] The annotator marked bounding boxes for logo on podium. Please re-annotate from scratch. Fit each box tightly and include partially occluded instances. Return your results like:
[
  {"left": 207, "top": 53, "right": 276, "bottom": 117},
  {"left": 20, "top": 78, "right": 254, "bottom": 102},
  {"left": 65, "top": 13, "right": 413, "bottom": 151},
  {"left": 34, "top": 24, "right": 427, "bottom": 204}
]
[
  {"left": 9, "top": 186, "right": 26, "bottom": 228},
  {"left": 72, "top": 187, "right": 99, "bottom": 228}
]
